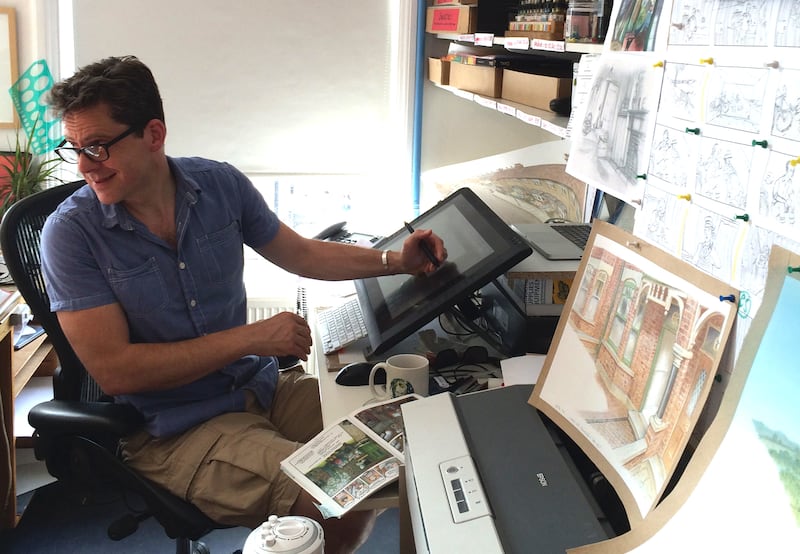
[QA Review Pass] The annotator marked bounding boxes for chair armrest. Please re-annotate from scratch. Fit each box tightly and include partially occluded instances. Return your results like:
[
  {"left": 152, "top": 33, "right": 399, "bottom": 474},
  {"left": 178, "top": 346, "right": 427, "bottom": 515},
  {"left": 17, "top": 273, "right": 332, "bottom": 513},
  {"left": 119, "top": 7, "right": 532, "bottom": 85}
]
[{"left": 29, "top": 399, "right": 144, "bottom": 438}]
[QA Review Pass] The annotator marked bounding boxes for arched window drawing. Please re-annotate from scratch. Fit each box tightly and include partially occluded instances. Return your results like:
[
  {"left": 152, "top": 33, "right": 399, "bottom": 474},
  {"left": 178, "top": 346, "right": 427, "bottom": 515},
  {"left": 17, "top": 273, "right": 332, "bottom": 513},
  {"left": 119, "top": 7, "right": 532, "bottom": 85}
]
[
  {"left": 585, "top": 270, "right": 607, "bottom": 321},
  {"left": 574, "top": 264, "right": 595, "bottom": 314},
  {"left": 641, "top": 302, "right": 680, "bottom": 421},
  {"left": 687, "top": 370, "right": 707, "bottom": 416},
  {"left": 701, "top": 324, "right": 722, "bottom": 355},
  {"left": 609, "top": 279, "right": 636, "bottom": 352},
  {"left": 624, "top": 288, "right": 646, "bottom": 364}
]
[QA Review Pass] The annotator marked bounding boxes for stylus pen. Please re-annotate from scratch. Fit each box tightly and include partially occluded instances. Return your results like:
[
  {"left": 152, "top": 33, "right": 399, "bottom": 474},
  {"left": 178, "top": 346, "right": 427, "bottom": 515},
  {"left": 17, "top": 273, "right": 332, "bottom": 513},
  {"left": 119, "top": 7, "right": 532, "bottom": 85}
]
[{"left": 404, "top": 221, "right": 440, "bottom": 268}]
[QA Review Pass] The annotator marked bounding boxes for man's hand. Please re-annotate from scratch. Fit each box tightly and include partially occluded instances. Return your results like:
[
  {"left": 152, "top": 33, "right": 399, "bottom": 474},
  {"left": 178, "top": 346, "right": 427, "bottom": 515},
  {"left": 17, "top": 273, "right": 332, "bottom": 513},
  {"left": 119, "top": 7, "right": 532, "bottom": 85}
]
[
  {"left": 250, "top": 311, "right": 313, "bottom": 361},
  {"left": 400, "top": 229, "right": 447, "bottom": 275}
]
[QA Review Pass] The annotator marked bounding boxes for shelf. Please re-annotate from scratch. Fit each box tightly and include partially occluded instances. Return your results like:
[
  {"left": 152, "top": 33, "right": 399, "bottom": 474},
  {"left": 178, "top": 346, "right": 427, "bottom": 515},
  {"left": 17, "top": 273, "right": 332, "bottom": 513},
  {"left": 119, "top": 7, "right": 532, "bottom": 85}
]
[
  {"left": 432, "top": 83, "right": 569, "bottom": 139},
  {"left": 12, "top": 336, "right": 53, "bottom": 397},
  {"left": 565, "top": 42, "right": 604, "bottom": 54},
  {"left": 432, "top": 32, "right": 587, "bottom": 61}
]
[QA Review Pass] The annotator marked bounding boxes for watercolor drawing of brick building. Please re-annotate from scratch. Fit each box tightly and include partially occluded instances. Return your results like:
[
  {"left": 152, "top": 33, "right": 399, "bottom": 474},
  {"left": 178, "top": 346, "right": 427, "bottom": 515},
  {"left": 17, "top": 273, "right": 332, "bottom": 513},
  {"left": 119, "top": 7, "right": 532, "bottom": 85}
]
[{"left": 535, "top": 236, "right": 734, "bottom": 519}]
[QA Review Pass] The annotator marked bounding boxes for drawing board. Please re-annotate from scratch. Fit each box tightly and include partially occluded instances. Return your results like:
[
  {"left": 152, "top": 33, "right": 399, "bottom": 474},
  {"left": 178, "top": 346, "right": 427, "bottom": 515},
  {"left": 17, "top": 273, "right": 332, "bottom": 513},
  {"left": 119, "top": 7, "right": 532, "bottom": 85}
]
[
  {"left": 529, "top": 221, "right": 738, "bottom": 525},
  {"left": 567, "top": 245, "right": 800, "bottom": 552}
]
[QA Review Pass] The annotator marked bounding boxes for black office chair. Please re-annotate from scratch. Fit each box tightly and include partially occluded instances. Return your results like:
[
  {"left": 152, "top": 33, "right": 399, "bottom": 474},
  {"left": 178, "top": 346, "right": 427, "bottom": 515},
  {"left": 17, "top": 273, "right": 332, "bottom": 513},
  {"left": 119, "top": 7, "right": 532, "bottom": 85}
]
[{"left": 0, "top": 181, "right": 229, "bottom": 554}]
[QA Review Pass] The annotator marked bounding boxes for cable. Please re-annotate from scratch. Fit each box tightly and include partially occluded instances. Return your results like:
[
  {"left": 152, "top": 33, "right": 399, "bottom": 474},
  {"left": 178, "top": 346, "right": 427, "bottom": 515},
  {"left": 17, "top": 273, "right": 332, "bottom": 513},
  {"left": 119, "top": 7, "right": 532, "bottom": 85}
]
[{"left": 1, "top": 391, "right": 12, "bottom": 512}]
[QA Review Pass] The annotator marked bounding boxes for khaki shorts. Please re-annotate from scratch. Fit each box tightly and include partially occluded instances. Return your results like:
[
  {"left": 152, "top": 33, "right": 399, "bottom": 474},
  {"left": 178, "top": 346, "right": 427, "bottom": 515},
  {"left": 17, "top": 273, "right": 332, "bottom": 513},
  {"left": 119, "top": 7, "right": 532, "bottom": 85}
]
[{"left": 121, "top": 366, "right": 323, "bottom": 527}]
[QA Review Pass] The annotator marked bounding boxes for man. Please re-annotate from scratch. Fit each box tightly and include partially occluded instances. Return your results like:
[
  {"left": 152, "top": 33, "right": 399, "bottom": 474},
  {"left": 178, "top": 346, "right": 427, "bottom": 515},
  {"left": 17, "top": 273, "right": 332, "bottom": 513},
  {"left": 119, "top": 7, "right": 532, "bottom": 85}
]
[{"left": 42, "top": 55, "right": 445, "bottom": 554}]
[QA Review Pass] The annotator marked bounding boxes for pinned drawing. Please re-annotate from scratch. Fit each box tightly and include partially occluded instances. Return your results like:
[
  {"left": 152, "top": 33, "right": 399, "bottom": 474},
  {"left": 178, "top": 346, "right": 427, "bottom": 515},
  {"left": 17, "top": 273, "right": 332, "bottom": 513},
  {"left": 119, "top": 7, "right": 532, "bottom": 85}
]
[
  {"left": 421, "top": 141, "right": 588, "bottom": 226},
  {"left": 530, "top": 222, "right": 737, "bottom": 524},
  {"left": 771, "top": 69, "right": 800, "bottom": 142},
  {"left": 713, "top": 0, "right": 771, "bottom": 46},
  {"left": 775, "top": 0, "right": 800, "bottom": 46},
  {"left": 668, "top": 0, "right": 713, "bottom": 45},
  {"left": 736, "top": 225, "right": 773, "bottom": 317},
  {"left": 759, "top": 150, "right": 800, "bottom": 229},
  {"left": 704, "top": 66, "right": 768, "bottom": 133},
  {"left": 567, "top": 53, "right": 663, "bottom": 204},
  {"left": 649, "top": 125, "right": 694, "bottom": 189},
  {"left": 659, "top": 62, "right": 706, "bottom": 122},
  {"left": 694, "top": 137, "right": 751, "bottom": 209},
  {"left": 633, "top": 182, "right": 687, "bottom": 254},
  {"left": 608, "top": 0, "right": 666, "bottom": 51},
  {"left": 681, "top": 205, "right": 741, "bottom": 283}
]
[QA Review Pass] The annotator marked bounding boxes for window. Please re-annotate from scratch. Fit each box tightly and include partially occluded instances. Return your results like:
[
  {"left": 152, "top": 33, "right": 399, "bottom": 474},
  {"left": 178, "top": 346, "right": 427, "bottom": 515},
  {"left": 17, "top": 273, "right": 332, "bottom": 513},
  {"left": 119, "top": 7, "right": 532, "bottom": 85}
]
[
  {"left": 56, "top": 1, "right": 419, "bottom": 299},
  {"left": 609, "top": 279, "right": 636, "bottom": 351},
  {"left": 584, "top": 270, "right": 606, "bottom": 321},
  {"left": 623, "top": 289, "right": 646, "bottom": 363}
]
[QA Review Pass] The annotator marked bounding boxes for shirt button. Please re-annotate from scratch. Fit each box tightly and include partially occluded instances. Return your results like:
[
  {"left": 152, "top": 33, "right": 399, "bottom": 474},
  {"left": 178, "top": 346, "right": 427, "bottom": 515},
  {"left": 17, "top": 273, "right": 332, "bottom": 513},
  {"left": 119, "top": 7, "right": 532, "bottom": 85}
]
[
  {"left": 190, "top": 299, "right": 197, "bottom": 308},
  {"left": 179, "top": 261, "right": 186, "bottom": 270}
]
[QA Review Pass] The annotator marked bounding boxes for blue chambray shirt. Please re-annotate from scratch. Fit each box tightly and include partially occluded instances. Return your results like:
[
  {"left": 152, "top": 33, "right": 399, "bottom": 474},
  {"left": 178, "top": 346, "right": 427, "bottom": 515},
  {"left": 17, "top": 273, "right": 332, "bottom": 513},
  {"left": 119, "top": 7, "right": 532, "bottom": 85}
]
[{"left": 41, "top": 157, "right": 281, "bottom": 437}]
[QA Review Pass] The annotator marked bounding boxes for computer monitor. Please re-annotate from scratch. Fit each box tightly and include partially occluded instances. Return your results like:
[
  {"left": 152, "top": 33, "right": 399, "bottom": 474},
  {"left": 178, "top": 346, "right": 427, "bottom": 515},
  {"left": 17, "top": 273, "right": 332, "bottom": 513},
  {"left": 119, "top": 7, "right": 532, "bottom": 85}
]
[{"left": 354, "top": 187, "right": 532, "bottom": 358}]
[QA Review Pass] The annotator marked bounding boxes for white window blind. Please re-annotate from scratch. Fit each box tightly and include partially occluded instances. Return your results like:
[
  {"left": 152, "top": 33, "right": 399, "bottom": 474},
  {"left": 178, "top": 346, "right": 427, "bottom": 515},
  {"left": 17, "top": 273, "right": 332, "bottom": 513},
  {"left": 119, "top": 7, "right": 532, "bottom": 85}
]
[{"left": 68, "top": 1, "right": 401, "bottom": 177}]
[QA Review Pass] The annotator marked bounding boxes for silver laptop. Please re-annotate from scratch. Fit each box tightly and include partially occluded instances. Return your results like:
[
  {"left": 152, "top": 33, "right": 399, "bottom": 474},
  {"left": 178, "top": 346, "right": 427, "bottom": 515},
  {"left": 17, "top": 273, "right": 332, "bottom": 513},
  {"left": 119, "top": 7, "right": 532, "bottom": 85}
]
[{"left": 521, "top": 222, "right": 592, "bottom": 260}]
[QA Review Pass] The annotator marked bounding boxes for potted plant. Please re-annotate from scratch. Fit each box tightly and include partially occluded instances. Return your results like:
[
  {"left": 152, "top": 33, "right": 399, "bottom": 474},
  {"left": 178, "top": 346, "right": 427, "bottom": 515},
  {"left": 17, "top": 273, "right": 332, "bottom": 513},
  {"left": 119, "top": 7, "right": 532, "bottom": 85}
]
[{"left": 0, "top": 118, "right": 63, "bottom": 219}]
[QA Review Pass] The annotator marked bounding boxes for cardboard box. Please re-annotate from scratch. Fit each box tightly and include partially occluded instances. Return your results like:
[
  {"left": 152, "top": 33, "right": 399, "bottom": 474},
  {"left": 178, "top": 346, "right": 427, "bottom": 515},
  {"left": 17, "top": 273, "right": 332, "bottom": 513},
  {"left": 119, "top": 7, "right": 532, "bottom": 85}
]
[
  {"left": 428, "top": 57, "right": 450, "bottom": 86},
  {"left": 426, "top": 6, "right": 477, "bottom": 34},
  {"left": 449, "top": 62, "right": 503, "bottom": 98},
  {"left": 501, "top": 69, "right": 572, "bottom": 111}
]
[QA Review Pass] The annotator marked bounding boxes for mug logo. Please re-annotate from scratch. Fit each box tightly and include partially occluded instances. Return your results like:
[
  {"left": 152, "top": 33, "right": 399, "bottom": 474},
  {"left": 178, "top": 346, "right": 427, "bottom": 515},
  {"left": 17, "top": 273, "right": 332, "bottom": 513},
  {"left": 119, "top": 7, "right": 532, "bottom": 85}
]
[{"left": 390, "top": 378, "right": 414, "bottom": 397}]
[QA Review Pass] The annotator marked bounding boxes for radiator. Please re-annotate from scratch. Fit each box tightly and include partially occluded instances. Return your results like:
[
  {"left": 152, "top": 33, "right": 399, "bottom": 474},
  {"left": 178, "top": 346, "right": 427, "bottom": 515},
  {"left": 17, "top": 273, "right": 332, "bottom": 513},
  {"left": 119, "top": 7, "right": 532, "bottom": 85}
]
[
  {"left": 246, "top": 299, "right": 294, "bottom": 323},
  {"left": 246, "top": 288, "right": 317, "bottom": 375},
  {"left": 246, "top": 287, "right": 307, "bottom": 323}
]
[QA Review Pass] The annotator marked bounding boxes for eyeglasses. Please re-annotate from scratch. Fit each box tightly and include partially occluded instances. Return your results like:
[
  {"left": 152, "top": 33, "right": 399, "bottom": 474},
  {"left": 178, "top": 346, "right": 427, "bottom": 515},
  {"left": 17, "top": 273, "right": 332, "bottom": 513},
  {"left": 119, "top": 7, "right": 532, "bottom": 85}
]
[{"left": 54, "top": 126, "right": 138, "bottom": 164}]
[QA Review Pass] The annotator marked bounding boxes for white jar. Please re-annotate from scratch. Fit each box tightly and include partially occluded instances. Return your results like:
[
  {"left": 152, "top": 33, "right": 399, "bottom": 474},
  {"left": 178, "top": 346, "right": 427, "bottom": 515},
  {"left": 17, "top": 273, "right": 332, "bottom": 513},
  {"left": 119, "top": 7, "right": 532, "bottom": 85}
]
[{"left": 242, "top": 515, "right": 324, "bottom": 554}]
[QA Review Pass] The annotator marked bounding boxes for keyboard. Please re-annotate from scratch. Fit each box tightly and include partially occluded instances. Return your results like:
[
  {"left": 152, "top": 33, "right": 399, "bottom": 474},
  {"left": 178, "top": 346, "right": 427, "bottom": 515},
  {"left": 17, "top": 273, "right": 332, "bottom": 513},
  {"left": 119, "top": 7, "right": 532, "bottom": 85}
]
[
  {"left": 317, "top": 297, "right": 368, "bottom": 354},
  {"left": 553, "top": 224, "right": 591, "bottom": 249}
]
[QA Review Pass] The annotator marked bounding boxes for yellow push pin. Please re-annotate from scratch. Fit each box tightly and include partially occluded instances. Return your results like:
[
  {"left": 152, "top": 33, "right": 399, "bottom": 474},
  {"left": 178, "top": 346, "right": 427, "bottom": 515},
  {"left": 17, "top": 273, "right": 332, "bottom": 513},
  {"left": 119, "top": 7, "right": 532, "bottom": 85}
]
[
  {"left": 677, "top": 193, "right": 692, "bottom": 201},
  {"left": 699, "top": 57, "right": 714, "bottom": 65}
]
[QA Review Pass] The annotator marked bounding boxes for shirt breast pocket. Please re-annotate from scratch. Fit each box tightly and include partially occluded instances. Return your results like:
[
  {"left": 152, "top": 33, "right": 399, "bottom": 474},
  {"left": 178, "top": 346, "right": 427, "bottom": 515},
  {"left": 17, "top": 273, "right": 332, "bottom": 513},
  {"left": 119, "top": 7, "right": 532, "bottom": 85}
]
[
  {"left": 196, "top": 220, "right": 243, "bottom": 285},
  {"left": 108, "top": 257, "right": 169, "bottom": 317}
]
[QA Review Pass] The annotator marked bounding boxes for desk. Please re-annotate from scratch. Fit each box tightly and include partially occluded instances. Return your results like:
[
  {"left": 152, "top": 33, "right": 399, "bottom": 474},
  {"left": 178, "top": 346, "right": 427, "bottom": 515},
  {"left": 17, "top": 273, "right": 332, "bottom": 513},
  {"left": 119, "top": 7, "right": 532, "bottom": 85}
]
[
  {"left": 312, "top": 325, "right": 404, "bottom": 513},
  {"left": 0, "top": 305, "right": 56, "bottom": 528},
  {"left": 314, "top": 313, "right": 486, "bottom": 554}
]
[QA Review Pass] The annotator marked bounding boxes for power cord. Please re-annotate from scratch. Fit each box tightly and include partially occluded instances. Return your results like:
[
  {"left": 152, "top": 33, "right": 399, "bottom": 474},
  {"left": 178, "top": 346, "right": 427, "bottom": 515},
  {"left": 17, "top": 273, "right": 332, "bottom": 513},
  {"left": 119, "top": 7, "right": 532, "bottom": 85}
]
[{"left": 1, "top": 391, "right": 12, "bottom": 513}]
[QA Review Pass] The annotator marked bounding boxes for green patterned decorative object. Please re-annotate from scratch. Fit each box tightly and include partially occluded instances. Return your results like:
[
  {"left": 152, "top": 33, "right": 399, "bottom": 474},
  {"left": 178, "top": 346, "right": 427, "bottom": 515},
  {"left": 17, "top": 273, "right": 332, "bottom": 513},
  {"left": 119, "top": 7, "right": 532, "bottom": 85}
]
[{"left": 8, "top": 59, "right": 62, "bottom": 155}]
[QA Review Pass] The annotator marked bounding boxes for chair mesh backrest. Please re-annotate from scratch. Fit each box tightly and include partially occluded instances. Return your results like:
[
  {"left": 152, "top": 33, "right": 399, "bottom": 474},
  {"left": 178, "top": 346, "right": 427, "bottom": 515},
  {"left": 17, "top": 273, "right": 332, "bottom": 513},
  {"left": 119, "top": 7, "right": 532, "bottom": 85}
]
[{"left": 0, "top": 181, "right": 104, "bottom": 402}]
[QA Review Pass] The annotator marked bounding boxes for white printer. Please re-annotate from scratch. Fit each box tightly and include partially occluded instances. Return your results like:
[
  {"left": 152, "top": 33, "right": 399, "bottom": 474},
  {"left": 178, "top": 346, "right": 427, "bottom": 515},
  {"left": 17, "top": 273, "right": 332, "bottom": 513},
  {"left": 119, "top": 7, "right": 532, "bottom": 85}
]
[{"left": 402, "top": 385, "right": 618, "bottom": 553}]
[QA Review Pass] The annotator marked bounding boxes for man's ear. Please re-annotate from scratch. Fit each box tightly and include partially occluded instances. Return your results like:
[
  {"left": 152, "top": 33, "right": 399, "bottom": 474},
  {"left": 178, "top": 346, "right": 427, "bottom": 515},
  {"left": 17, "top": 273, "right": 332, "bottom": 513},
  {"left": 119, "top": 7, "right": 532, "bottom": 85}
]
[{"left": 143, "top": 118, "right": 167, "bottom": 151}]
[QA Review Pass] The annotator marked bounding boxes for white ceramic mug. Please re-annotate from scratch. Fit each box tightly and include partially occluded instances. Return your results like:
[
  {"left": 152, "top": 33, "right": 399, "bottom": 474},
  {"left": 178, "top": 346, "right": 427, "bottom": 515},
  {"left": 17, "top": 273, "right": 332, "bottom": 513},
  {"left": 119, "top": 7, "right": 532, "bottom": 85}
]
[{"left": 369, "top": 353, "right": 429, "bottom": 399}]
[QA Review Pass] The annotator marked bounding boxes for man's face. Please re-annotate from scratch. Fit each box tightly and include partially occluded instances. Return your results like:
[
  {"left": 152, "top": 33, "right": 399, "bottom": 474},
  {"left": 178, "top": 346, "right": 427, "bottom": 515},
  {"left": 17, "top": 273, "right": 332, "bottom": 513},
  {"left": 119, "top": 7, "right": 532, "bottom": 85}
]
[{"left": 61, "top": 104, "right": 153, "bottom": 205}]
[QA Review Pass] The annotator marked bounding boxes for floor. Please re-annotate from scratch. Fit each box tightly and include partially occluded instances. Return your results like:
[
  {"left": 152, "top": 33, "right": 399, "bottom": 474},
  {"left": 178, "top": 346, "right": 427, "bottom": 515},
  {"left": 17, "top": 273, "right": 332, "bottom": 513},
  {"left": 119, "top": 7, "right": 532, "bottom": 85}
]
[{"left": 0, "top": 470, "right": 400, "bottom": 553}]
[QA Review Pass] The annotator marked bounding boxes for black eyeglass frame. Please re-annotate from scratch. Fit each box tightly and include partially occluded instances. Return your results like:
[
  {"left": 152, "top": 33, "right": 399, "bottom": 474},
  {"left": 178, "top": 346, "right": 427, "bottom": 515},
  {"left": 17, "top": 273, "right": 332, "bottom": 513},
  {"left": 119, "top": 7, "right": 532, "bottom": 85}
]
[{"left": 54, "top": 126, "right": 138, "bottom": 164}]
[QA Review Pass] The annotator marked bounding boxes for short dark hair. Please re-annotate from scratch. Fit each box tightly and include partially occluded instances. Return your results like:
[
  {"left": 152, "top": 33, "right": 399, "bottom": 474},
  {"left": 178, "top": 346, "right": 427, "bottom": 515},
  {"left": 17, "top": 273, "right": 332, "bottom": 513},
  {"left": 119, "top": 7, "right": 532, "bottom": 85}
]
[{"left": 48, "top": 55, "right": 165, "bottom": 130}]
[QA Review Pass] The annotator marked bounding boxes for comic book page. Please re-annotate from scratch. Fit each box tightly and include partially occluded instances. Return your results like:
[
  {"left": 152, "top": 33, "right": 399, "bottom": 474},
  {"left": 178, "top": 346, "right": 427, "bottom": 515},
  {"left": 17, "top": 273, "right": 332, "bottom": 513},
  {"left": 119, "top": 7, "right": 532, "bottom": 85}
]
[{"left": 280, "top": 394, "right": 419, "bottom": 518}]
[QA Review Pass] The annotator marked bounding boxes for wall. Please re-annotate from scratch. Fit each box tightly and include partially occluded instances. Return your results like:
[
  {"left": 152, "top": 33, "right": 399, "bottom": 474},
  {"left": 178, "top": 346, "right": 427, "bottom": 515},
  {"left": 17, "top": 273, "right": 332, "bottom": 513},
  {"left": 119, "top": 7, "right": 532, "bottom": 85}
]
[{"left": 420, "top": 81, "right": 558, "bottom": 173}]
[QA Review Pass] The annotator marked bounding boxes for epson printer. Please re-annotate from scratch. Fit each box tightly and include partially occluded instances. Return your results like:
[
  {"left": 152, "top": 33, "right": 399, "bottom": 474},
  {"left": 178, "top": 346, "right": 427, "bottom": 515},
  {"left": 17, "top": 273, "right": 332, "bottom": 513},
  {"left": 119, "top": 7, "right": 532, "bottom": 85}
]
[{"left": 402, "top": 385, "right": 629, "bottom": 553}]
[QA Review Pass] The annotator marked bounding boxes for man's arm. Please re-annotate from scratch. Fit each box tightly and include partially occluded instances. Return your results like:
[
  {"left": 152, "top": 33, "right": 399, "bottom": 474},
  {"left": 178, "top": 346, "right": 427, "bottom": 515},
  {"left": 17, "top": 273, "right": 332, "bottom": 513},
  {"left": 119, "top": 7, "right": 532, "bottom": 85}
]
[
  {"left": 57, "top": 301, "right": 312, "bottom": 396},
  {"left": 257, "top": 222, "right": 446, "bottom": 279}
]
